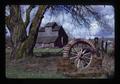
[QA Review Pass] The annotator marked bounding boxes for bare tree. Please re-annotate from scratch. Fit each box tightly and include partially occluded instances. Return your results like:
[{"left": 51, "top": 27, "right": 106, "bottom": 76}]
[
  {"left": 5, "top": 5, "right": 109, "bottom": 59},
  {"left": 6, "top": 5, "right": 48, "bottom": 59}
]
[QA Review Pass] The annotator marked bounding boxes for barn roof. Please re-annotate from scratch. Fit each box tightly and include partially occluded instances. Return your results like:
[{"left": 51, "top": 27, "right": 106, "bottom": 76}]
[
  {"left": 39, "top": 22, "right": 62, "bottom": 32},
  {"left": 36, "top": 36, "right": 58, "bottom": 44},
  {"left": 52, "top": 25, "right": 61, "bottom": 31},
  {"left": 45, "top": 22, "right": 57, "bottom": 27},
  {"left": 37, "top": 22, "right": 68, "bottom": 44}
]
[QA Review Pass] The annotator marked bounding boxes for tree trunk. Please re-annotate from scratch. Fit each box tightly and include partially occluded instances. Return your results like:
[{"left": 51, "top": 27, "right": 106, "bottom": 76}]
[
  {"left": 6, "top": 5, "right": 47, "bottom": 59},
  {"left": 15, "top": 5, "right": 47, "bottom": 59}
]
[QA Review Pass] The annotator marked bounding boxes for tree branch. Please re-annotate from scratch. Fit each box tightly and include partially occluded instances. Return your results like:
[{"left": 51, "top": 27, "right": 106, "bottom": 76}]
[
  {"left": 8, "top": 5, "right": 27, "bottom": 44},
  {"left": 23, "top": 5, "right": 48, "bottom": 55},
  {"left": 5, "top": 16, "right": 13, "bottom": 33},
  {"left": 25, "top": 5, "right": 35, "bottom": 28},
  {"left": 28, "top": 5, "right": 48, "bottom": 35}
]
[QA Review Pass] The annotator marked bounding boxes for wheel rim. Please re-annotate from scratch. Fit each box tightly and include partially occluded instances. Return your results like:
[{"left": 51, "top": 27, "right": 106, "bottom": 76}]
[{"left": 69, "top": 42, "right": 92, "bottom": 69}]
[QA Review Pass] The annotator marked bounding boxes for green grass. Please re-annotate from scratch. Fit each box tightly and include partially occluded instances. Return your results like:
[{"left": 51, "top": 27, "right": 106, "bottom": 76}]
[
  {"left": 6, "top": 66, "right": 66, "bottom": 79},
  {"left": 6, "top": 48, "right": 66, "bottom": 79},
  {"left": 5, "top": 48, "right": 63, "bottom": 57},
  {"left": 6, "top": 48, "right": 63, "bottom": 53},
  {"left": 6, "top": 47, "right": 114, "bottom": 79},
  {"left": 33, "top": 48, "right": 63, "bottom": 56},
  {"left": 33, "top": 48, "right": 63, "bottom": 53}
]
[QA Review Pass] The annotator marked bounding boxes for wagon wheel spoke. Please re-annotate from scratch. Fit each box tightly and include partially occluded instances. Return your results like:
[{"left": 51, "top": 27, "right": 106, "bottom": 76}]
[
  {"left": 77, "top": 43, "right": 82, "bottom": 51},
  {"left": 81, "top": 58, "right": 90, "bottom": 67},
  {"left": 79, "top": 60, "right": 83, "bottom": 68},
  {"left": 81, "top": 51, "right": 92, "bottom": 68},
  {"left": 82, "top": 54, "right": 92, "bottom": 67},
  {"left": 73, "top": 44, "right": 82, "bottom": 53},
  {"left": 74, "top": 58, "right": 79, "bottom": 64},
  {"left": 76, "top": 59, "right": 80, "bottom": 68},
  {"left": 68, "top": 41, "right": 93, "bottom": 69},
  {"left": 83, "top": 57, "right": 90, "bottom": 63},
  {"left": 83, "top": 52, "right": 91, "bottom": 56},
  {"left": 72, "top": 47, "right": 78, "bottom": 54},
  {"left": 70, "top": 52, "right": 77, "bottom": 56},
  {"left": 76, "top": 43, "right": 79, "bottom": 50},
  {"left": 82, "top": 49, "right": 86, "bottom": 54},
  {"left": 82, "top": 59, "right": 91, "bottom": 64},
  {"left": 82, "top": 55, "right": 92, "bottom": 60},
  {"left": 81, "top": 51, "right": 91, "bottom": 59},
  {"left": 70, "top": 50, "right": 78, "bottom": 59},
  {"left": 70, "top": 56, "right": 78, "bottom": 60},
  {"left": 82, "top": 52, "right": 92, "bottom": 61},
  {"left": 75, "top": 57, "right": 90, "bottom": 68},
  {"left": 73, "top": 47, "right": 79, "bottom": 53},
  {"left": 82, "top": 59, "right": 89, "bottom": 67},
  {"left": 74, "top": 59, "right": 80, "bottom": 68}
]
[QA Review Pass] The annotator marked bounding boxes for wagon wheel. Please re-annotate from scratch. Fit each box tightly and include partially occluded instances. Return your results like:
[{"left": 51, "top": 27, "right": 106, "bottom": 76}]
[{"left": 64, "top": 39, "right": 95, "bottom": 69}]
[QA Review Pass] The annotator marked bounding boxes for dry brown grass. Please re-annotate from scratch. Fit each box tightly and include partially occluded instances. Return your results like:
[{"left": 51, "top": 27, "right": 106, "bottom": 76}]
[
  {"left": 56, "top": 54, "right": 114, "bottom": 79},
  {"left": 6, "top": 48, "right": 114, "bottom": 79}
]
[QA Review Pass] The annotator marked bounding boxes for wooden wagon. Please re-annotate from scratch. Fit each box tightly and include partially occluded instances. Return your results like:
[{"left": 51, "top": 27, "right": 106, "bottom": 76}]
[{"left": 63, "top": 38, "right": 103, "bottom": 70}]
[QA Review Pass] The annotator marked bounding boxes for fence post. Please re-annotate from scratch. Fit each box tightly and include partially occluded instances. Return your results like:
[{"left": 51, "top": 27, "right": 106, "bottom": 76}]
[
  {"left": 101, "top": 39, "right": 104, "bottom": 57},
  {"left": 105, "top": 41, "right": 108, "bottom": 54},
  {"left": 94, "top": 37, "right": 100, "bottom": 57}
]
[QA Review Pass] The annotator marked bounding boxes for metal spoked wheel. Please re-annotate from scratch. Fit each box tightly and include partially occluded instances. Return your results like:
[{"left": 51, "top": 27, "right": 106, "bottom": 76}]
[{"left": 69, "top": 41, "right": 94, "bottom": 69}]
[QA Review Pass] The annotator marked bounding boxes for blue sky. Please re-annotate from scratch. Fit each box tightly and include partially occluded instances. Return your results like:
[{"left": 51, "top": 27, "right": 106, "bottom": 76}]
[{"left": 6, "top": 5, "right": 114, "bottom": 39}]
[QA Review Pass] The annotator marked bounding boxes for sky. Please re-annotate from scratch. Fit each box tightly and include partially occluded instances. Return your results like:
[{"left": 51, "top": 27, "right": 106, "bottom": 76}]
[{"left": 6, "top": 5, "right": 114, "bottom": 39}]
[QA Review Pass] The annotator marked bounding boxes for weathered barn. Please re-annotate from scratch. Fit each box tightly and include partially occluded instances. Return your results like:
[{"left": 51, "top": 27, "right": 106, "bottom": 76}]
[{"left": 35, "top": 22, "right": 68, "bottom": 48}]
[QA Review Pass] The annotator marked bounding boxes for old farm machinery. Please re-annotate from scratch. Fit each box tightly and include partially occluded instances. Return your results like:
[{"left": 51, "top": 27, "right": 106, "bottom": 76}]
[{"left": 63, "top": 38, "right": 103, "bottom": 70}]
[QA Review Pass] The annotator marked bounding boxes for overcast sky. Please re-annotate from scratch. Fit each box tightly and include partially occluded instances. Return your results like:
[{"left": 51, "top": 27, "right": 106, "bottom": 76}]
[{"left": 6, "top": 5, "right": 114, "bottom": 39}]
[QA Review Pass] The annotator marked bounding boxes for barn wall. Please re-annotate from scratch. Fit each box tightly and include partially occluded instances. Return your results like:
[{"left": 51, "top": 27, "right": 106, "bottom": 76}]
[
  {"left": 54, "top": 34, "right": 61, "bottom": 48},
  {"left": 38, "top": 29, "right": 58, "bottom": 38},
  {"left": 36, "top": 23, "right": 68, "bottom": 48},
  {"left": 59, "top": 28, "right": 68, "bottom": 46},
  {"left": 54, "top": 28, "right": 68, "bottom": 48}
]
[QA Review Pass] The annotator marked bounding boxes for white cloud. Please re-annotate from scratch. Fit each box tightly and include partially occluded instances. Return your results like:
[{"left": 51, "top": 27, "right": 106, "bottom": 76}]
[
  {"left": 105, "top": 15, "right": 114, "bottom": 19},
  {"left": 92, "top": 5, "right": 114, "bottom": 15},
  {"left": 42, "top": 5, "right": 114, "bottom": 39},
  {"left": 5, "top": 5, "right": 114, "bottom": 39},
  {"left": 90, "top": 21, "right": 100, "bottom": 35}
]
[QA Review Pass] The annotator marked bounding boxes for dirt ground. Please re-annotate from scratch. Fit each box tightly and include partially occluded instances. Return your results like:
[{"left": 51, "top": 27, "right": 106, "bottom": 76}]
[{"left": 6, "top": 52, "right": 114, "bottom": 79}]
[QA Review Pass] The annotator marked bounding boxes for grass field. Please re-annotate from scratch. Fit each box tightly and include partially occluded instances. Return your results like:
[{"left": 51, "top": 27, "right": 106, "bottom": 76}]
[
  {"left": 6, "top": 48, "right": 114, "bottom": 79},
  {"left": 33, "top": 48, "right": 63, "bottom": 57},
  {"left": 34, "top": 48, "right": 63, "bottom": 52},
  {"left": 6, "top": 48, "right": 66, "bottom": 79},
  {"left": 6, "top": 65, "right": 66, "bottom": 79}
]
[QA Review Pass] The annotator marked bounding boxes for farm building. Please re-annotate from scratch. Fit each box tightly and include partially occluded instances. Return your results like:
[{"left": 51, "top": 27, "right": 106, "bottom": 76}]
[{"left": 35, "top": 22, "right": 68, "bottom": 48}]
